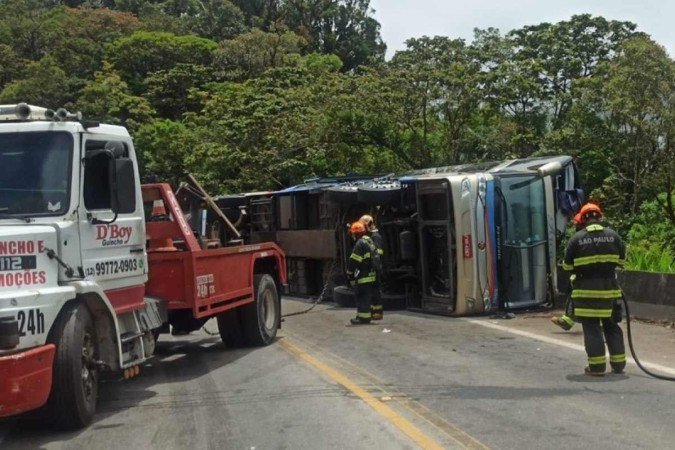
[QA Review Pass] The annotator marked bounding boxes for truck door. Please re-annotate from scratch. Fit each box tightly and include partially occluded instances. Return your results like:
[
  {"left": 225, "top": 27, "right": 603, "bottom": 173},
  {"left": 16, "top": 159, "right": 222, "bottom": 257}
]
[{"left": 78, "top": 138, "right": 147, "bottom": 312}]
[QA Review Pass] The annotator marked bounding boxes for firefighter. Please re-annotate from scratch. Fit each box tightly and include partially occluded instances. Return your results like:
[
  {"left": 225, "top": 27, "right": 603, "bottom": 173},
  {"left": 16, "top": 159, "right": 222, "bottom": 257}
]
[
  {"left": 551, "top": 212, "right": 585, "bottom": 331},
  {"left": 346, "top": 221, "right": 376, "bottom": 325},
  {"left": 562, "top": 203, "right": 627, "bottom": 376},
  {"left": 360, "top": 214, "right": 384, "bottom": 321}
]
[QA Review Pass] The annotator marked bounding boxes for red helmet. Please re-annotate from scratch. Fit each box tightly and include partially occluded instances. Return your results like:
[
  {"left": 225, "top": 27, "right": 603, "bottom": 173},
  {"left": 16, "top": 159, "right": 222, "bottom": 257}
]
[
  {"left": 350, "top": 221, "right": 366, "bottom": 235},
  {"left": 578, "top": 202, "right": 602, "bottom": 222}
]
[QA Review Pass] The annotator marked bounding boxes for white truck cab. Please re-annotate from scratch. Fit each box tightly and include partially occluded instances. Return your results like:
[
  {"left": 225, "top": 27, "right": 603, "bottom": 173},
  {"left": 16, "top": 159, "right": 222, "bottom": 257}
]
[{"left": 0, "top": 104, "right": 162, "bottom": 427}]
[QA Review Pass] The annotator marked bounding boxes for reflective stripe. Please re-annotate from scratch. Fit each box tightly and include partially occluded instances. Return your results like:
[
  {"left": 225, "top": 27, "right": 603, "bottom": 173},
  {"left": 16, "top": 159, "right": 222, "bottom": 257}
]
[
  {"left": 371, "top": 305, "right": 383, "bottom": 311},
  {"left": 572, "top": 289, "right": 622, "bottom": 299},
  {"left": 363, "top": 253, "right": 371, "bottom": 259},
  {"left": 617, "top": 258, "right": 626, "bottom": 266},
  {"left": 610, "top": 354, "right": 626, "bottom": 363},
  {"left": 574, "top": 308, "right": 613, "bottom": 317},
  {"left": 573, "top": 254, "right": 622, "bottom": 266},
  {"left": 357, "top": 275, "right": 376, "bottom": 284},
  {"left": 377, "top": 249, "right": 384, "bottom": 255},
  {"left": 562, "top": 262, "right": 574, "bottom": 271},
  {"left": 350, "top": 253, "right": 363, "bottom": 262},
  {"left": 585, "top": 224, "right": 604, "bottom": 231},
  {"left": 588, "top": 355, "right": 606, "bottom": 364},
  {"left": 357, "top": 312, "right": 372, "bottom": 319}
]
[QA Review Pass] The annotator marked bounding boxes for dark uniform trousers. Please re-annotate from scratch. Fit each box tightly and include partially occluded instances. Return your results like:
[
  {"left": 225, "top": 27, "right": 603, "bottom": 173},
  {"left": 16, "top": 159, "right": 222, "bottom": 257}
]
[
  {"left": 369, "top": 230, "right": 384, "bottom": 320},
  {"left": 355, "top": 283, "right": 374, "bottom": 319},
  {"left": 347, "top": 235, "right": 377, "bottom": 322},
  {"left": 564, "top": 223, "right": 627, "bottom": 373},
  {"left": 580, "top": 315, "right": 626, "bottom": 373}
]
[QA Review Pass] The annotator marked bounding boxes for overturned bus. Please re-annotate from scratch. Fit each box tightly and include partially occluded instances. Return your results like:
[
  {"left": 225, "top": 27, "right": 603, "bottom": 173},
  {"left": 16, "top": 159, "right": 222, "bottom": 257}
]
[{"left": 208, "top": 156, "right": 583, "bottom": 316}]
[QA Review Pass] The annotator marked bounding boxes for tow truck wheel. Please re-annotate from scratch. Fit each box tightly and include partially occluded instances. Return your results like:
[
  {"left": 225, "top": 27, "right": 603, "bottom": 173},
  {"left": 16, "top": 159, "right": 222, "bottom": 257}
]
[
  {"left": 242, "top": 274, "right": 279, "bottom": 346},
  {"left": 46, "top": 302, "right": 98, "bottom": 429},
  {"left": 217, "top": 308, "right": 244, "bottom": 348}
]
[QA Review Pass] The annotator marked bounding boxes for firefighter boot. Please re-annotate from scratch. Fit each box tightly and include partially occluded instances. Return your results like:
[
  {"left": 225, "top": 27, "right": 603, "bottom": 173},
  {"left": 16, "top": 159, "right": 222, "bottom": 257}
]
[
  {"left": 350, "top": 317, "right": 371, "bottom": 325},
  {"left": 551, "top": 315, "right": 574, "bottom": 331},
  {"left": 584, "top": 366, "right": 605, "bottom": 377}
]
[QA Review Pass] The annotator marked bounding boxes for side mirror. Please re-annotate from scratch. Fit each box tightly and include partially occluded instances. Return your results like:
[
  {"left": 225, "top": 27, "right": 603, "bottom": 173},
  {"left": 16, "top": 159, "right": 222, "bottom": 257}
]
[
  {"left": 537, "top": 161, "right": 563, "bottom": 177},
  {"left": 114, "top": 159, "right": 136, "bottom": 215}
]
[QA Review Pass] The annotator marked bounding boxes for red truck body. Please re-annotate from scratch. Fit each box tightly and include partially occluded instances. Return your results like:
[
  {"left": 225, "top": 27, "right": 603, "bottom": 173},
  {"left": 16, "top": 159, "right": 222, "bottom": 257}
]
[
  {"left": 142, "top": 183, "right": 287, "bottom": 317},
  {"left": 1, "top": 183, "right": 286, "bottom": 420}
]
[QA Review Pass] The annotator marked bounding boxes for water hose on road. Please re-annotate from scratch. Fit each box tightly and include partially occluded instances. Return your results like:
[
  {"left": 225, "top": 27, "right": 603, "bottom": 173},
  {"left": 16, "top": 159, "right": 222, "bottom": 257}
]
[
  {"left": 622, "top": 294, "right": 675, "bottom": 381},
  {"left": 281, "top": 259, "right": 337, "bottom": 318}
]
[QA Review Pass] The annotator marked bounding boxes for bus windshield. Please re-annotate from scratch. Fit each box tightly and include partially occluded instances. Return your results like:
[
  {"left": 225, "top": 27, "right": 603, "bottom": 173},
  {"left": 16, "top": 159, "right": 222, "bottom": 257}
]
[
  {"left": 0, "top": 131, "right": 72, "bottom": 217},
  {"left": 500, "top": 175, "right": 546, "bottom": 246}
]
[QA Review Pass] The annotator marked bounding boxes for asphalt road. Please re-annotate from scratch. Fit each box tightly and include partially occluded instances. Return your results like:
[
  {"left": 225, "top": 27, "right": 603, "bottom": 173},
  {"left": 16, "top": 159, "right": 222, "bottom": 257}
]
[{"left": 1, "top": 297, "right": 674, "bottom": 449}]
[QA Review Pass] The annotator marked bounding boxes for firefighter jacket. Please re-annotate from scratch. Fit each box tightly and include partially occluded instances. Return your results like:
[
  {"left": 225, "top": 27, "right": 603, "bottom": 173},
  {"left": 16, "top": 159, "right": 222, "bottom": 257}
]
[
  {"left": 346, "top": 235, "right": 377, "bottom": 285},
  {"left": 369, "top": 229, "right": 384, "bottom": 257},
  {"left": 563, "top": 223, "right": 626, "bottom": 318}
]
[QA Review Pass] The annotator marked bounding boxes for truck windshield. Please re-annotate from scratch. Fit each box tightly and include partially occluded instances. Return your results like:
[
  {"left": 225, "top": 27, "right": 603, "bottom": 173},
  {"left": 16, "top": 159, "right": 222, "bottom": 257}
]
[{"left": 0, "top": 131, "right": 72, "bottom": 216}]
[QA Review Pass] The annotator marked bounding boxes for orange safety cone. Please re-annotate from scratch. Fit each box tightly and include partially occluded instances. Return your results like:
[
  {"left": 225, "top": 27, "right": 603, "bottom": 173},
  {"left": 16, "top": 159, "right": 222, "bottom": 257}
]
[
  {"left": 151, "top": 200, "right": 168, "bottom": 218},
  {"left": 148, "top": 200, "right": 178, "bottom": 252}
]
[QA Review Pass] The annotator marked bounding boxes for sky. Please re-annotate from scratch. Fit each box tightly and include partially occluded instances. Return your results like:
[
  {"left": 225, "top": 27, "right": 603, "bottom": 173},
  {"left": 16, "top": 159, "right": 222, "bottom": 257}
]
[{"left": 369, "top": 0, "right": 674, "bottom": 59}]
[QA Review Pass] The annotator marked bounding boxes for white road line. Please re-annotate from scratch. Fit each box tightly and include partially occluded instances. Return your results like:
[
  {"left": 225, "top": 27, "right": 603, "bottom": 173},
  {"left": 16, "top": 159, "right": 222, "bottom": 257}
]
[{"left": 465, "top": 319, "right": 675, "bottom": 376}]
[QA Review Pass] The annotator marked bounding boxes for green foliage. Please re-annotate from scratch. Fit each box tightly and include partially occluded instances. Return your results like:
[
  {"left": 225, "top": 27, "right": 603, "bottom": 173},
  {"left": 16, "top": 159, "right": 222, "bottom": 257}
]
[
  {"left": 0, "top": 44, "right": 26, "bottom": 88},
  {"left": 106, "top": 31, "right": 218, "bottom": 93},
  {"left": 143, "top": 63, "right": 212, "bottom": 119},
  {"left": 0, "top": 3, "right": 673, "bottom": 272},
  {"left": 280, "top": 0, "right": 386, "bottom": 71},
  {"left": 0, "top": 55, "right": 81, "bottom": 107},
  {"left": 134, "top": 119, "right": 195, "bottom": 186},
  {"left": 213, "top": 28, "right": 306, "bottom": 81},
  {"left": 76, "top": 62, "right": 155, "bottom": 132},
  {"left": 625, "top": 244, "right": 675, "bottom": 273}
]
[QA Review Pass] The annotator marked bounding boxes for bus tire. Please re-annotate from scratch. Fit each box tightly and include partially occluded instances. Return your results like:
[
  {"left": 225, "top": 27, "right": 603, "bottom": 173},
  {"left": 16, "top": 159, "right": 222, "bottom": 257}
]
[
  {"left": 46, "top": 302, "right": 98, "bottom": 429},
  {"left": 333, "top": 285, "right": 356, "bottom": 307},
  {"left": 357, "top": 181, "right": 401, "bottom": 205}
]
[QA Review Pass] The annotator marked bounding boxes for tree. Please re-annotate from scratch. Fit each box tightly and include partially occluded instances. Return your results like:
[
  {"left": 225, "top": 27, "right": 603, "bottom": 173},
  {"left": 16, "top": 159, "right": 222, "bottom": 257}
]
[
  {"left": 213, "top": 28, "right": 306, "bottom": 81},
  {"left": 281, "top": 0, "right": 386, "bottom": 71},
  {"left": 134, "top": 119, "right": 195, "bottom": 185},
  {"left": 507, "top": 15, "right": 637, "bottom": 129},
  {"left": 187, "top": 0, "right": 247, "bottom": 42},
  {"left": 106, "top": 31, "right": 218, "bottom": 93},
  {"left": 0, "top": 55, "right": 80, "bottom": 108},
  {"left": 0, "top": 44, "right": 26, "bottom": 89},
  {"left": 76, "top": 61, "right": 155, "bottom": 132},
  {"left": 143, "top": 63, "right": 212, "bottom": 119}
]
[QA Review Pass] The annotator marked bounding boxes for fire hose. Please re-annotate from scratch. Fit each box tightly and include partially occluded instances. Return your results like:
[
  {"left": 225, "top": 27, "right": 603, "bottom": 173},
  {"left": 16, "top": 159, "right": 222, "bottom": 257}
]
[{"left": 622, "top": 294, "right": 675, "bottom": 381}]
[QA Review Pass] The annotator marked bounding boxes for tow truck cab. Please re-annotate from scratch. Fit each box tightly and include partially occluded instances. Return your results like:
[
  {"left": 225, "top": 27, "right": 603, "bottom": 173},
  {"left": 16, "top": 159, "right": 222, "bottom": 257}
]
[{"left": 0, "top": 104, "right": 286, "bottom": 428}]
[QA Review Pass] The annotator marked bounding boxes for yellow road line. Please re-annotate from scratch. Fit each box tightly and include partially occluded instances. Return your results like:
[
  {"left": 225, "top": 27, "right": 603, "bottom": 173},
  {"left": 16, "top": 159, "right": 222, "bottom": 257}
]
[
  {"left": 283, "top": 331, "right": 489, "bottom": 450},
  {"left": 279, "top": 338, "right": 446, "bottom": 450}
]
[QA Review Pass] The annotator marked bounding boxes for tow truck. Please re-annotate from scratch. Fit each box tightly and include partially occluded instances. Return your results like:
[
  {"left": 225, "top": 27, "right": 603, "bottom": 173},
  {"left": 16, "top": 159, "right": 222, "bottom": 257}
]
[{"left": 0, "top": 104, "right": 286, "bottom": 428}]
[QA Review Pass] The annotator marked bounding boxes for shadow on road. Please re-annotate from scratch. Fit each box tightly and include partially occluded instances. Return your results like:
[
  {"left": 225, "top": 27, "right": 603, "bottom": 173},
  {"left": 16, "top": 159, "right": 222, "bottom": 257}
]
[{"left": 0, "top": 333, "right": 256, "bottom": 447}]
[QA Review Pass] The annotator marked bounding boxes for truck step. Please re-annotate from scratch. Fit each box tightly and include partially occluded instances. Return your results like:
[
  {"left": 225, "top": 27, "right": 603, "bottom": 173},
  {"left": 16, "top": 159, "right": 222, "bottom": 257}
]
[{"left": 120, "top": 331, "right": 144, "bottom": 344}]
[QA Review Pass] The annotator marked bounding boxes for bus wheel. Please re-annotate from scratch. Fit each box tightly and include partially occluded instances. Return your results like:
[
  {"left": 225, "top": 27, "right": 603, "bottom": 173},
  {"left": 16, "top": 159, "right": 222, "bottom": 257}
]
[{"left": 47, "top": 302, "right": 98, "bottom": 429}]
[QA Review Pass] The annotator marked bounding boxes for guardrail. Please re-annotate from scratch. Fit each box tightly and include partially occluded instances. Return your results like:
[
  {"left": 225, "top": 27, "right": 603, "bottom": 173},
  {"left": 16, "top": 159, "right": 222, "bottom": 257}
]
[{"left": 557, "top": 269, "right": 675, "bottom": 322}]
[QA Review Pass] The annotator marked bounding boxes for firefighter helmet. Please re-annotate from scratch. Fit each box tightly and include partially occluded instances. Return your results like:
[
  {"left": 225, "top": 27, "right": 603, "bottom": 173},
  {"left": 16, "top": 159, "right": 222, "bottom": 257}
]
[
  {"left": 349, "top": 221, "right": 367, "bottom": 235},
  {"left": 359, "top": 214, "right": 374, "bottom": 230},
  {"left": 578, "top": 202, "right": 602, "bottom": 222}
]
